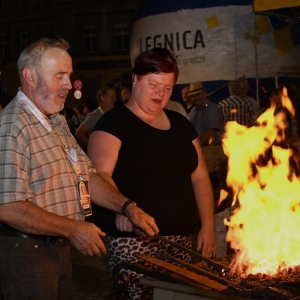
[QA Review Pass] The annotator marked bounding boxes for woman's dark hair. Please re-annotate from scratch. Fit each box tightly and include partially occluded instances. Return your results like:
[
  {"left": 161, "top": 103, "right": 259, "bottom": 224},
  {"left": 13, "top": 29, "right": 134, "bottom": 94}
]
[{"left": 132, "top": 47, "right": 178, "bottom": 83}]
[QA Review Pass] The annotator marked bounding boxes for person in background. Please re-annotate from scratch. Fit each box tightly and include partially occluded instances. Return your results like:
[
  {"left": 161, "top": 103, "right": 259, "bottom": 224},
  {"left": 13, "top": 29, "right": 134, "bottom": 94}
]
[
  {"left": 218, "top": 78, "right": 254, "bottom": 127},
  {"left": 69, "top": 101, "right": 86, "bottom": 135},
  {"left": 0, "top": 38, "right": 158, "bottom": 300},
  {"left": 165, "top": 98, "right": 188, "bottom": 118},
  {"left": 120, "top": 86, "right": 131, "bottom": 104},
  {"left": 83, "top": 99, "right": 98, "bottom": 115},
  {"left": 188, "top": 81, "right": 223, "bottom": 150},
  {"left": 181, "top": 85, "right": 194, "bottom": 114},
  {"left": 188, "top": 81, "right": 225, "bottom": 212},
  {"left": 114, "top": 86, "right": 132, "bottom": 107},
  {"left": 69, "top": 100, "right": 98, "bottom": 136},
  {"left": 75, "top": 86, "right": 116, "bottom": 152},
  {"left": 239, "top": 77, "right": 260, "bottom": 115},
  {"left": 217, "top": 80, "right": 261, "bottom": 211},
  {"left": 188, "top": 81, "right": 225, "bottom": 173},
  {"left": 88, "top": 47, "right": 216, "bottom": 300}
]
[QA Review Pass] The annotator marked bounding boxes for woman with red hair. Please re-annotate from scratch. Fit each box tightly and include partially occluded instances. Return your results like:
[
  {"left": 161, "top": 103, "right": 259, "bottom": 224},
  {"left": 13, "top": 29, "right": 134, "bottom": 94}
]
[{"left": 88, "top": 47, "right": 216, "bottom": 300}]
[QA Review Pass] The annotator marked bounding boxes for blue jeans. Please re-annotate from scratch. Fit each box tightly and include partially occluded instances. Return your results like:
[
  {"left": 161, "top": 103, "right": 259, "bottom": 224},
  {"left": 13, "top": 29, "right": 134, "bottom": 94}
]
[{"left": 0, "top": 236, "right": 72, "bottom": 300}]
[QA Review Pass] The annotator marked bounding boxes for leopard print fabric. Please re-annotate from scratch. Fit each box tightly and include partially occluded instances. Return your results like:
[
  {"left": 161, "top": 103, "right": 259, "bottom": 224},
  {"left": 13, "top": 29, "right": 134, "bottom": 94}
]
[{"left": 106, "top": 235, "right": 192, "bottom": 300}]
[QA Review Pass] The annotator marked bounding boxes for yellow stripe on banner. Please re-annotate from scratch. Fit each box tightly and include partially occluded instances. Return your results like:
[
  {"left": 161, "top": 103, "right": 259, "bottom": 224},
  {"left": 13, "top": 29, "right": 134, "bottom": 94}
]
[
  {"left": 273, "top": 27, "right": 294, "bottom": 57},
  {"left": 254, "top": 0, "right": 300, "bottom": 12},
  {"left": 255, "top": 16, "right": 272, "bottom": 35}
]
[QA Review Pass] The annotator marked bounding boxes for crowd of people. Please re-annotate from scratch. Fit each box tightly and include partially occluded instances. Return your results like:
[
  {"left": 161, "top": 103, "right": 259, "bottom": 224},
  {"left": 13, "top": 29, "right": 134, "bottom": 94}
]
[{"left": 0, "top": 37, "right": 299, "bottom": 300}]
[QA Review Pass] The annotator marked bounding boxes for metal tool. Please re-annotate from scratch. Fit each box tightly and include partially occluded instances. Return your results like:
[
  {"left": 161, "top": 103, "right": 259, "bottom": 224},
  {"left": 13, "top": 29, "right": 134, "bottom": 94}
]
[{"left": 153, "top": 234, "right": 231, "bottom": 272}]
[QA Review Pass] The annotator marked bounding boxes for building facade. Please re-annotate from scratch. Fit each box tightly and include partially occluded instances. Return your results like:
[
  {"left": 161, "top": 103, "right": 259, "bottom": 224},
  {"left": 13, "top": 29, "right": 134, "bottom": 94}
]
[{"left": 0, "top": 0, "right": 140, "bottom": 106}]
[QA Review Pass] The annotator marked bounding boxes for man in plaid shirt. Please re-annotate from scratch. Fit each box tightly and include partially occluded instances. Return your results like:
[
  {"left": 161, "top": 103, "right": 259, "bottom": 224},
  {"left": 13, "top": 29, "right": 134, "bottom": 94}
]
[
  {"left": 218, "top": 78, "right": 255, "bottom": 127},
  {"left": 0, "top": 38, "right": 158, "bottom": 300}
]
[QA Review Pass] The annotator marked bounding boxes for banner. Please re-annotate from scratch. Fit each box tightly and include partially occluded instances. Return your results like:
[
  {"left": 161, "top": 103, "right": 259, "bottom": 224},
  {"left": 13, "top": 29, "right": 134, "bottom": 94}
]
[{"left": 130, "top": 4, "right": 300, "bottom": 85}]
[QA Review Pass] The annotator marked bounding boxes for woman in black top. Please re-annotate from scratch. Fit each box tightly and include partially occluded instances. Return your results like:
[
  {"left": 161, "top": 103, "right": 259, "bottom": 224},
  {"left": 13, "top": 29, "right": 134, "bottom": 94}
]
[{"left": 88, "top": 48, "right": 216, "bottom": 300}]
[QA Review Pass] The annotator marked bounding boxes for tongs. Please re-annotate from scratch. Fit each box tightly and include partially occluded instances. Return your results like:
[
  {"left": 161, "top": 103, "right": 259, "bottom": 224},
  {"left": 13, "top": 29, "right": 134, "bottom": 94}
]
[
  {"left": 132, "top": 226, "right": 231, "bottom": 272},
  {"left": 153, "top": 234, "right": 231, "bottom": 272}
]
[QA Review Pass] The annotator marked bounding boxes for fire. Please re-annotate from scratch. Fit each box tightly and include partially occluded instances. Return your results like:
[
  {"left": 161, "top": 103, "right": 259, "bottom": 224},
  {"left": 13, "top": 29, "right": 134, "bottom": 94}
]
[{"left": 221, "top": 87, "right": 300, "bottom": 276}]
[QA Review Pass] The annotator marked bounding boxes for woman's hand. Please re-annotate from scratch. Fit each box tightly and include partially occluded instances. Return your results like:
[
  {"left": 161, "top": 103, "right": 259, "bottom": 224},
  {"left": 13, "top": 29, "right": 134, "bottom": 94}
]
[
  {"left": 115, "top": 214, "right": 133, "bottom": 232},
  {"left": 197, "top": 226, "right": 216, "bottom": 259}
]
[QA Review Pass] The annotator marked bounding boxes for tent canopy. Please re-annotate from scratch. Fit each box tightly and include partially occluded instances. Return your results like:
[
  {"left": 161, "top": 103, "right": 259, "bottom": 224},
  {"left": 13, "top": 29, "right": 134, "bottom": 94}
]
[
  {"left": 253, "top": 0, "right": 300, "bottom": 22},
  {"left": 254, "top": 0, "right": 300, "bottom": 12}
]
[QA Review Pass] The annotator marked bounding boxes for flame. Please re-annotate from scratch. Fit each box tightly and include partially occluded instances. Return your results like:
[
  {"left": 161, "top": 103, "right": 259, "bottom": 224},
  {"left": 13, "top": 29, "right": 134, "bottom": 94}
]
[{"left": 221, "top": 87, "right": 300, "bottom": 276}]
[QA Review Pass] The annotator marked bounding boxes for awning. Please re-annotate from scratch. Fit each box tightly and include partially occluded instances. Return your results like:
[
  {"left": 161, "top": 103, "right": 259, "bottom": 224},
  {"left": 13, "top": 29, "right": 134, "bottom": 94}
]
[
  {"left": 253, "top": 0, "right": 300, "bottom": 12},
  {"left": 253, "top": 0, "right": 300, "bottom": 22}
]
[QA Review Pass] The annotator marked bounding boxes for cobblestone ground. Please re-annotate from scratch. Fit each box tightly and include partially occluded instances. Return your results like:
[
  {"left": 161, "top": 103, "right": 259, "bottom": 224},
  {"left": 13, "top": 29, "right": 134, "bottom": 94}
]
[{"left": 72, "top": 246, "right": 114, "bottom": 300}]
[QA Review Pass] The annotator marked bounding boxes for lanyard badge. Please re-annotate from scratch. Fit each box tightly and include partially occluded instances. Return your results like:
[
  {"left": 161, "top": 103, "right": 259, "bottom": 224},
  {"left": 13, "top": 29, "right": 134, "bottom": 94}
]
[
  {"left": 69, "top": 149, "right": 92, "bottom": 217},
  {"left": 78, "top": 177, "right": 92, "bottom": 217}
]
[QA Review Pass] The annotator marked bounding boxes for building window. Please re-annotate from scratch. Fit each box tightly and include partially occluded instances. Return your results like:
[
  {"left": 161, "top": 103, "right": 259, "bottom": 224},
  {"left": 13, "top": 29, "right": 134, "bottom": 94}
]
[
  {"left": 84, "top": 26, "right": 97, "bottom": 53},
  {"left": 17, "top": 0, "right": 23, "bottom": 8},
  {"left": 0, "top": 34, "right": 7, "bottom": 59},
  {"left": 0, "top": 0, "right": 7, "bottom": 12},
  {"left": 38, "top": 0, "right": 48, "bottom": 6},
  {"left": 41, "top": 30, "right": 52, "bottom": 38},
  {"left": 19, "top": 31, "right": 29, "bottom": 52},
  {"left": 115, "top": 24, "right": 128, "bottom": 51}
]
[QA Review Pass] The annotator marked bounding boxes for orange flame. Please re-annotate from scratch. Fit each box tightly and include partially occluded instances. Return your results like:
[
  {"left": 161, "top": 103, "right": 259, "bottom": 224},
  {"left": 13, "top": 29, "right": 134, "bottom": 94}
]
[{"left": 221, "top": 87, "right": 300, "bottom": 276}]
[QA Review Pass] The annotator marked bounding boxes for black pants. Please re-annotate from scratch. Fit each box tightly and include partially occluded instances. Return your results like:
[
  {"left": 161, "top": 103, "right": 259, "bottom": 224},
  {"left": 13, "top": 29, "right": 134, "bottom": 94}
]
[{"left": 0, "top": 236, "right": 72, "bottom": 300}]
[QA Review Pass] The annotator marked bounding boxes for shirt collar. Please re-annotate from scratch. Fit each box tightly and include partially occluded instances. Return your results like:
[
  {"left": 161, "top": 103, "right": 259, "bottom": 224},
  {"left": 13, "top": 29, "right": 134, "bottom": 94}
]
[
  {"left": 195, "top": 98, "right": 209, "bottom": 110},
  {"left": 17, "top": 88, "right": 62, "bottom": 127}
]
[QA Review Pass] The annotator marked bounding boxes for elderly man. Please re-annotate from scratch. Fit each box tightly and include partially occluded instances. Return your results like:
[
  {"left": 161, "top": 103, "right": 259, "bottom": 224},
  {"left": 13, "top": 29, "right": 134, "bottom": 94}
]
[
  {"left": 0, "top": 38, "right": 158, "bottom": 300},
  {"left": 188, "top": 81, "right": 225, "bottom": 174}
]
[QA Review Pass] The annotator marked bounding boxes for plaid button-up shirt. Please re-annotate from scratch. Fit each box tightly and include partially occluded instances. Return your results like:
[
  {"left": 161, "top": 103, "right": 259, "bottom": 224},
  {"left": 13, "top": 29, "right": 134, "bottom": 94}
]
[
  {"left": 0, "top": 91, "right": 93, "bottom": 220},
  {"left": 218, "top": 95, "right": 254, "bottom": 127}
]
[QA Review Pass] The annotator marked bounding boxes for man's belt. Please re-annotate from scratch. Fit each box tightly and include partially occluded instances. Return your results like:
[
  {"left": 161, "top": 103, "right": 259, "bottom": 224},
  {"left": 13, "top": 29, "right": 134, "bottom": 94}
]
[{"left": 0, "top": 224, "right": 68, "bottom": 246}]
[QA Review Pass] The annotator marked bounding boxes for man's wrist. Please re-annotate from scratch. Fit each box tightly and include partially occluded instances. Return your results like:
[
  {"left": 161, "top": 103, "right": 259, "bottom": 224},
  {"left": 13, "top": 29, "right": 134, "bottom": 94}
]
[{"left": 121, "top": 200, "right": 137, "bottom": 216}]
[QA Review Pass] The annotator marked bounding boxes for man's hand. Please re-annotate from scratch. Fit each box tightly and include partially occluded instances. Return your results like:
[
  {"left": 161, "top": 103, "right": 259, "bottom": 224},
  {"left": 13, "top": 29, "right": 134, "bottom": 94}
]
[
  {"left": 124, "top": 204, "right": 159, "bottom": 237},
  {"left": 0, "top": 201, "right": 106, "bottom": 257},
  {"left": 68, "top": 221, "right": 107, "bottom": 257}
]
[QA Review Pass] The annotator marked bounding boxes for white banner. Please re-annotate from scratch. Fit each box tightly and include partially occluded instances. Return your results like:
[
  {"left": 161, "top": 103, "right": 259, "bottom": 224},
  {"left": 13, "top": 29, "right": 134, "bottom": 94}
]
[{"left": 130, "top": 5, "right": 300, "bottom": 84}]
